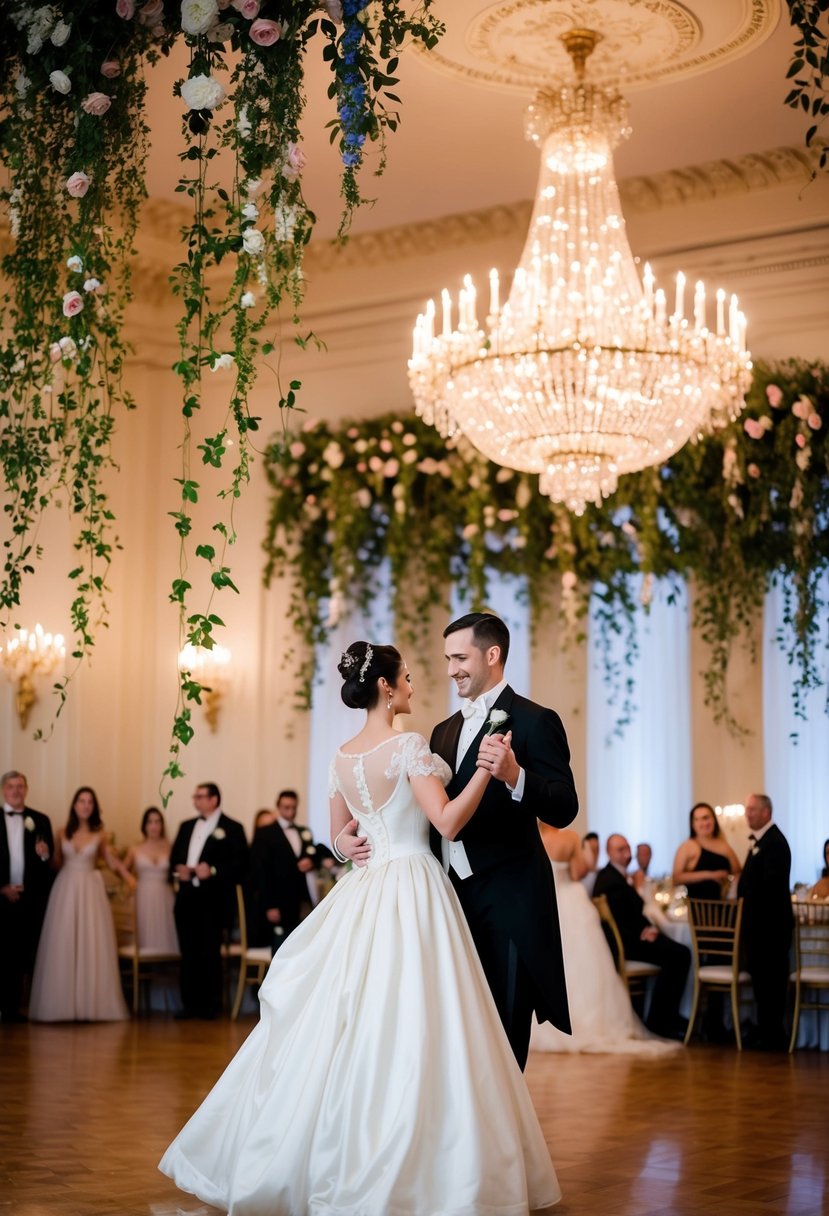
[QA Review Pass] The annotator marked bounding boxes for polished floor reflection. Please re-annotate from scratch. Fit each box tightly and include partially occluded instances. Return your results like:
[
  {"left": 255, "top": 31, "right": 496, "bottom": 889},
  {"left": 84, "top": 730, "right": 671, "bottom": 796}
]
[{"left": 1, "top": 1019, "right": 826, "bottom": 1215}]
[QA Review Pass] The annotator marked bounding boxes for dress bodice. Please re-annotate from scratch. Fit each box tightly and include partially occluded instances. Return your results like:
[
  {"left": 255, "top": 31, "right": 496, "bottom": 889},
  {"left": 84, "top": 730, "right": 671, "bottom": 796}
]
[
  {"left": 329, "top": 732, "right": 451, "bottom": 870},
  {"left": 550, "top": 859, "right": 572, "bottom": 884},
  {"left": 691, "top": 844, "right": 729, "bottom": 901},
  {"left": 135, "top": 851, "right": 172, "bottom": 883},
  {"left": 60, "top": 836, "right": 100, "bottom": 872}
]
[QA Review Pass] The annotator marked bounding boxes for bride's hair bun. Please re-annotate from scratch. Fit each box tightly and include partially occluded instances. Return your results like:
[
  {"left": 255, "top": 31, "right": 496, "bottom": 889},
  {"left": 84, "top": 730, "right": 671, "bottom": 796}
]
[{"left": 338, "top": 641, "right": 403, "bottom": 710}]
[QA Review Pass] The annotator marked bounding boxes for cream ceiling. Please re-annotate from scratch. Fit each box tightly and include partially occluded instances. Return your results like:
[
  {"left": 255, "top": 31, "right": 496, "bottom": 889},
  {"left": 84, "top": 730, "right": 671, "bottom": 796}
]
[{"left": 142, "top": 1, "right": 807, "bottom": 238}]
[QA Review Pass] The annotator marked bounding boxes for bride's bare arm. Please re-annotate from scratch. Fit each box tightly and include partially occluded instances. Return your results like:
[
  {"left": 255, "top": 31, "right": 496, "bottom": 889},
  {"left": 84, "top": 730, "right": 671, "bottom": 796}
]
[{"left": 411, "top": 733, "right": 511, "bottom": 840}]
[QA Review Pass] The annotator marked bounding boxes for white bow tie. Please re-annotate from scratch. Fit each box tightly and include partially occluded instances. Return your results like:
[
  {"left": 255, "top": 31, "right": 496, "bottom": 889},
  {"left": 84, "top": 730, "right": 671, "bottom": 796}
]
[{"left": 461, "top": 699, "right": 489, "bottom": 722}]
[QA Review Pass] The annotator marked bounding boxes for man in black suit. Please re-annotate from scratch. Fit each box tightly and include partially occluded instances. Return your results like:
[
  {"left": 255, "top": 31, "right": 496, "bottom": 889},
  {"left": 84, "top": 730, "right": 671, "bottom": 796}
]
[
  {"left": 738, "top": 793, "right": 792, "bottom": 1050},
  {"left": 272, "top": 789, "right": 338, "bottom": 912},
  {"left": 246, "top": 813, "right": 307, "bottom": 953},
  {"left": 170, "top": 782, "right": 248, "bottom": 1019},
  {"left": 431, "top": 612, "right": 579, "bottom": 1068},
  {"left": 593, "top": 833, "right": 690, "bottom": 1038},
  {"left": 0, "top": 771, "right": 54, "bottom": 1023}
]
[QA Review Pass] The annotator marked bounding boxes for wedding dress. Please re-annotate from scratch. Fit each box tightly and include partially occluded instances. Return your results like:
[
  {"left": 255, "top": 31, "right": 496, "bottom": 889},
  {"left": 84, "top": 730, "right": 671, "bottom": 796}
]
[
  {"left": 530, "top": 861, "right": 678, "bottom": 1056},
  {"left": 29, "top": 835, "right": 129, "bottom": 1022},
  {"left": 160, "top": 731, "right": 560, "bottom": 1215}
]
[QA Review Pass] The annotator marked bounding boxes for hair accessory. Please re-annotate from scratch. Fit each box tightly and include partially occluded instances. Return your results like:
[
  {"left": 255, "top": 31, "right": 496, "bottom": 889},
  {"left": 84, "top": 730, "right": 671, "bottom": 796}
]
[
  {"left": 340, "top": 650, "right": 358, "bottom": 673},
  {"left": 358, "top": 643, "right": 374, "bottom": 683}
]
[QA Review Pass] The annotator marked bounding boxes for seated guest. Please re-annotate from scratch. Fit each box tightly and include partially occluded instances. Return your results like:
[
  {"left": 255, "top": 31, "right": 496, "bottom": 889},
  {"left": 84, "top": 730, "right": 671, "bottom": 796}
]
[
  {"left": 594, "top": 834, "right": 691, "bottom": 1038},
  {"left": 672, "top": 802, "right": 741, "bottom": 900},
  {"left": 580, "top": 831, "right": 600, "bottom": 896},
  {"left": 809, "top": 839, "right": 829, "bottom": 899},
  {"left": 632, "top": 842, "right": 652, "bottom": 895}
]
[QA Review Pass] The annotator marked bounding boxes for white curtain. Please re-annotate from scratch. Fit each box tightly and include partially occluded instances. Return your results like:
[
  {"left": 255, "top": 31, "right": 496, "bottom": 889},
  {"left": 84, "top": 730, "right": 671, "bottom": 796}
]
[
  {"left": 585, "top": 578, "right": 693, "bottom": 875},
  {"left": 447, "top": 575, "right": 531, "bottom": 716},
  {"left": 762, "top": 573, "right": 829, "bottom": 885},
  {"left": 306, "top": 573, "right": 394, "bottom": 845}
]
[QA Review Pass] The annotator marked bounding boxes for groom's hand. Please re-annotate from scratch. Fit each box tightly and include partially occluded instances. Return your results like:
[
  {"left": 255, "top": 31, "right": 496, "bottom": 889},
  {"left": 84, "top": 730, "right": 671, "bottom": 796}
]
[
  {"left": 477, "top": 731, "right": 520, "bottom": 787},
  {"left": 336, "top": 818, "right": 371, "bottom": 868}
]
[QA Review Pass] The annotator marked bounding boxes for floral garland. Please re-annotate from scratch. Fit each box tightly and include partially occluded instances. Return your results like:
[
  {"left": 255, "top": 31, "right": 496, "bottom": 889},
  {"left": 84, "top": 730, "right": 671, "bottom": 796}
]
[
  {"left": 0, "top": 1, "right": 443, "bottom": 784},
  {"left": 264, "top": 361, "right": 829, "bottom": 731}
]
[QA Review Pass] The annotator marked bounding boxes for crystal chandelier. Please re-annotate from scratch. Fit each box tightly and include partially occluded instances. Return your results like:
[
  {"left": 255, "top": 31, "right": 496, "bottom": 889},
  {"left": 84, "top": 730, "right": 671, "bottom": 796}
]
[{"left": 408, "top": 29, "right": 752, "bottom": 514}]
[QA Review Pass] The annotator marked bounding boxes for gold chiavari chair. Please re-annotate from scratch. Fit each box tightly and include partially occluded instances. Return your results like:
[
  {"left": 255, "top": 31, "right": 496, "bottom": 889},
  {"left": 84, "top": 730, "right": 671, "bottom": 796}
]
[
  {"left": 593, "top": 894, "right": 661, "bottom": 1003},
  {"left": 788, "top": 899, "right": 829, "bottom": 1053},
  {"left": 684, "top": 897, "right": 751, "bottom": 1049}
]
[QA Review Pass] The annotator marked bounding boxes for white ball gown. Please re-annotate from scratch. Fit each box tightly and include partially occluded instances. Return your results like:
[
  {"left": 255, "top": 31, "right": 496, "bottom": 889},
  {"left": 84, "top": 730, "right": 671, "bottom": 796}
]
[
  {"left": 530, "top": 860, "right": 678, "bottom": 1055},
  {"left": 160, "top": 732, "right": 560, "bottom": 1215},
  {"left": 29, "top": 835, "right": 129, "bottom": 1022}
]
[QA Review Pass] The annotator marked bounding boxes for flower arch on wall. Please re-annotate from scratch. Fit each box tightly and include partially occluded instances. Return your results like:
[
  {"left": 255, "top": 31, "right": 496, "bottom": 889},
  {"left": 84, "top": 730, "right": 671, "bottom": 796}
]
[{"left": 264, "top": 360, "right": 829, "bottom": 732}]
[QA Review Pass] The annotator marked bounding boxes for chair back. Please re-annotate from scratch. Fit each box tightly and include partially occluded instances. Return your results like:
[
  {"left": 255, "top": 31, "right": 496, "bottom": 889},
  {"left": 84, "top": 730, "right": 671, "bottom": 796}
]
[
  {"left": 793, "top": 899, "right": 829, "bottom": 971},
  {"left": 592, "top": 894, "right": 625, "bottom": 974},
  {"left": 686, "top": 897, "right": 743, "bottom": 969}
]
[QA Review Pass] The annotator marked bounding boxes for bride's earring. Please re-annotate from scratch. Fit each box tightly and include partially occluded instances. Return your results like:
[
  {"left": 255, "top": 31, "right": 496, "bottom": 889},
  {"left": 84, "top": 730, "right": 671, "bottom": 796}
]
[{"left": 387, "top": 693, "right": 393, "bottom": 710}]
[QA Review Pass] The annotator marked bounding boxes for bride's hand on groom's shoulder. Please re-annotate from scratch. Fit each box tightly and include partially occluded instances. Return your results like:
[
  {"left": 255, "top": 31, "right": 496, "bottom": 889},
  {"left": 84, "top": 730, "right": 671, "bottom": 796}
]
[{"left": 335, "top": 819, "right": 372, "bottom": 868}]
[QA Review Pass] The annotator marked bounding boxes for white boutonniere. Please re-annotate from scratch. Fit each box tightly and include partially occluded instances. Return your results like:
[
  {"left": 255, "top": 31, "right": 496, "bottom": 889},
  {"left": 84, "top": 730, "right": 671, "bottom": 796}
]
[
  {"left": 485, "top": 709, "right": 509, "bottom": 736},
  {"left": 750, "top": 845, "right": 760, "bottom": 856},
  {"left": 300, "top": 828, "right": 312, "bottom": 841},
  {"left": 24, "top": 816, "right": 35, "bottom": 832},
  {"left": 212, "top": 827, "right": 226, "bottom": 841},
  {"left": 307, "top": 845, "right": 316, "bottom": 856}
]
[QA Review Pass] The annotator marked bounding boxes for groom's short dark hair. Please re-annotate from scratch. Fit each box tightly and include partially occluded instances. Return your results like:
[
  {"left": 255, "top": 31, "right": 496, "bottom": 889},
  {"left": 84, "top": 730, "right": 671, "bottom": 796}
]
[{"left": 444, "top": 612, "right": 510, "bottom": 667}]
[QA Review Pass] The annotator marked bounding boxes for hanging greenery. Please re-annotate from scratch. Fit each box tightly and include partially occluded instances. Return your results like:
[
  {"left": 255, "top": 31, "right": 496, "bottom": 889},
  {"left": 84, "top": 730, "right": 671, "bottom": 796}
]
[
  {"left": 0, "top": 1, "right": 442, "bottom": 788},
  {"left": 264, "top": 360, "right": 829, "bottom": 731},
  {"left": 785, "top": 0, "right": 829, "bottom": 176}
]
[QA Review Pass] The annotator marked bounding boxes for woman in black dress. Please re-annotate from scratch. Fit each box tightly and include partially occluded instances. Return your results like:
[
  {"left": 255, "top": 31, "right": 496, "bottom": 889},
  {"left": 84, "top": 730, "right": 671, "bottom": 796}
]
[{"left": 672, "top": 802, "right": 741, "bottom": 900}]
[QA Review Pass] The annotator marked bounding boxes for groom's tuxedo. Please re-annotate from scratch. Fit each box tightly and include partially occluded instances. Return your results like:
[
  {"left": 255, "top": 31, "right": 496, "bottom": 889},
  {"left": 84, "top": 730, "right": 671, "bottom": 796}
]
[
  {"left": 430, "top": 684, "right": 578, "bottom": 1067},
  {"left": 0, "top": 805, "right": 54, "bottom": 1020}
]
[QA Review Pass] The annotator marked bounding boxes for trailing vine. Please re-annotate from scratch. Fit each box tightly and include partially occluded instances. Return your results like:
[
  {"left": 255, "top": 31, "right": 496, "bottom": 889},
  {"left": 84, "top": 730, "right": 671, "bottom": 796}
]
[
  {"left": 263, "top": 361, "right": 829, "bottom": 731},
  {"left": 785, "top": 0, "right": 829, "bottom": 176}
]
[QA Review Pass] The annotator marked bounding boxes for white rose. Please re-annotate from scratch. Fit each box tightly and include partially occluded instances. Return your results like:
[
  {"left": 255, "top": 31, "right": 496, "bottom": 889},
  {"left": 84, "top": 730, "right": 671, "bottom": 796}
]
[
  {"left": 240, "top": 291, "right": 255, "bottom": 308},
  {"left": 237, "top": 105, "right": 252, "bottom": 138},
  {"left": 66, "top": 255, "right": 83, "bottom": 272},
  {"left": 50, "top": 19, "right": 71, "bottom": 46},
  {"left": 181, "top": 0, "right": 220, "bottom": 35},
  {"left": 211, "top": 353, "right": 234, "bottom": 371},
  {"left": 242, "top": 227, "right": 265, "bottom": 256},
  {"left": 15, "top": 71, "right": 31, "bottom": 96},
  {"left": 241, "top": 202, "right": 259, "bottom": 221},
  {"left": 27, "top": 33, "right": 43, "bottom": 54},
  {"left": 24, "top": 816, "right": 36, "bottom": 832},
  {"left": 49, "top": 70, "right": 72, "bottom": 94},
  {"left": 180, "top": 73, "right": 226, "bottom": 111},
  {"left": 274, "top": 204, "right": 298, "bottom": 243},
  {"left": 83, "top": 278, "right": 101, "bottom": 293},
  {"left": 212, "top": 827, "right": 226, "bottom": 840}
]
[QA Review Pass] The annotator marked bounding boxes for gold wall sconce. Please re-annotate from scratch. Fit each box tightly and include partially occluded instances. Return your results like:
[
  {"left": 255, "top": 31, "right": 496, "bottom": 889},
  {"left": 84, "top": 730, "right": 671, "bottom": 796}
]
[
  {"left": 177, "top": 642, "right": 232, "bottom": 732},
  {"left": 0, "top": 624, "right": 66, "bottom": 728}
]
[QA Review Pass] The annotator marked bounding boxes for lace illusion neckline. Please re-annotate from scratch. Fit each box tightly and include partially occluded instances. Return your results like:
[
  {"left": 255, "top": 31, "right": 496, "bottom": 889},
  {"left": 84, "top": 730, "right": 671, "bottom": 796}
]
[{"left": 337, "top": 731, "right": 414, "bottom": 759}]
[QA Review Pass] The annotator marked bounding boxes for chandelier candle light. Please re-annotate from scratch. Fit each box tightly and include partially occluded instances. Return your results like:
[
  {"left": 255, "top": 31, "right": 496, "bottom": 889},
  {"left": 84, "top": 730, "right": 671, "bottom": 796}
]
[
  {"left": 0, "top": 624, "right": 66, "bottom": 729},
  {"left": 177, "top": 643, "right": 232, "bottom": 733},
  {"left": 409, "top": 29, "right": 752, "bottom": 514}
]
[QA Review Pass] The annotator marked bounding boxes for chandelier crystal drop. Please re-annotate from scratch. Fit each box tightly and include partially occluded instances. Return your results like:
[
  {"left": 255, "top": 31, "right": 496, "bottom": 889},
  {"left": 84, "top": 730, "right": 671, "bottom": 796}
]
[{"left": 408, "top": 29, "right": 752, "bottom": 515}]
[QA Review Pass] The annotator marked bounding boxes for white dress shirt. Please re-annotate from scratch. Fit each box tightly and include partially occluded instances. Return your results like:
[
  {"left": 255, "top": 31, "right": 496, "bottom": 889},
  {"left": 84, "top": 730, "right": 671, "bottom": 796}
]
[
  {"left": 186, "top": 807, "right": 223, "bottom": 875},
  {"left": 3, "top": 803, "right": 25, "bottom": 888},
  {"left": 442, "top": 678, "right": 525, "bottom": 879},
  {"left": 279, "top": 817, "right": 320, "bottom": 906}
]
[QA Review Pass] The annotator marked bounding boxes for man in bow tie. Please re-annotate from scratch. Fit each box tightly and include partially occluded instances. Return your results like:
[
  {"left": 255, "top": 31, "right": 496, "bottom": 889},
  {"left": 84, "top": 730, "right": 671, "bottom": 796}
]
[
  {"left": 737, "top": 793, "right": 792, "bottom": 1050},
  {"left": 0, "top": 770, "right": 54, "bottom": 1023}
]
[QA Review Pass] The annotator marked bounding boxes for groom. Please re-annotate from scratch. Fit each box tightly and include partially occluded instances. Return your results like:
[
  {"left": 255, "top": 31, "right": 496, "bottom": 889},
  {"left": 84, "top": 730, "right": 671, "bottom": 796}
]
[
  {"left": 339, "top": 612, "right": 578, "bottom": 1068},
  {"left": 432, "top": 612, "right": 578, "bottom": 1067}
]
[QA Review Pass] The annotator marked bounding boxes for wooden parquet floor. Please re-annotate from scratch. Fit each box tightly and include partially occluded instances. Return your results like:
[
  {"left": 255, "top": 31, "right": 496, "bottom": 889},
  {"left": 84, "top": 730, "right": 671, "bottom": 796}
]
[{"left": 0, "top": 1019, "right": 826, "bottom": 1216}]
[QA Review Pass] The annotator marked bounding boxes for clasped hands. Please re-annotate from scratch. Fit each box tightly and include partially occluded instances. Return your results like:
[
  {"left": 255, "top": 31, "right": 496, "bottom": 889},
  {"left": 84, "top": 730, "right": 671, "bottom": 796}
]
[{"left": 175, "top": 862, "right": 213, "bottom": 881}]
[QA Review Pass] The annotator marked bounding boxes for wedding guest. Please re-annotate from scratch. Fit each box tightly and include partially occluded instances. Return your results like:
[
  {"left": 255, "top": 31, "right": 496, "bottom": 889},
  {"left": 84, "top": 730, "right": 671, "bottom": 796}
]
[
  {"left": 124, "top": 808, "right": 178, "bottom": 954},
  {"left": 252, "top": 808, "right": 275, "bottom": 836},
  {"left": 581, "top": 831, "right": 600, "bottom": 896},
  {"left": 809, "top": 839, "right": 829, "bottom": 899},
  {"left": 273, "top": 789, "right": 337, "bottom": 910},
  {"left": 672, "top": 802, "right": 741, "bottom": 900},
  {"left": 170, "top": 783, "right": 248, "bottom": 1020},
  {"left": 632, "top": 842, "right": 653, "bottom": 895},
  {"left": 594, "top": 834, "right": 690, "bottom": 1038},
  {"left": 246, "top": 815, "right": 307, "bottom": 953},
  {"left": 738, "top": 794, "right": 792, "bottom": 1050},
  {"left": 0, "top": 771, "right": 53, "bottom": 1023},
  {"left": 29, "top": 787, "right": 132, "bottom": 1022}
]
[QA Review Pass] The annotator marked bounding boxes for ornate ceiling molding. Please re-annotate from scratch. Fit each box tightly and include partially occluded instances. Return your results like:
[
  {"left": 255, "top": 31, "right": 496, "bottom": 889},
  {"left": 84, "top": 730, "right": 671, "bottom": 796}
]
[{"left": 418, "top": 0, "right": 779, "bottom": 94}]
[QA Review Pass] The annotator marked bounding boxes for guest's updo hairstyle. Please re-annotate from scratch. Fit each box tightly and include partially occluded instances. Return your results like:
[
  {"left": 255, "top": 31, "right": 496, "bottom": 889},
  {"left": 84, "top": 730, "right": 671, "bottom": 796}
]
[{"left": 338, "top": 641, "right": 404, "bottom": 710}]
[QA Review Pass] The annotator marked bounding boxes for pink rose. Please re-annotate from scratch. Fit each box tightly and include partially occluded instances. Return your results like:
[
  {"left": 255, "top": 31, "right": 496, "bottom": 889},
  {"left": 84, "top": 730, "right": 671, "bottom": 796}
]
[
  {"left": 138, "top": 0, "right": 164, "bottom": 23},
  {"left": 792, "top": 397, "right": 812, "bottom": 420},
  {"left": 233, "top": 0, "right": 260, "bottom": 15},
  {"left": 82, "top": 92, "right": 112, "bottom": 116},
  {"left": 282, "top": 140, "right": 306, "bottom": 182},
  {"left": 65, "top": 171, "right": 91, "bottom": 198},
  {"left": 289, "top": 441, "right": 306, "bottom": 458},
  {"left": 249, "top": 17, "right": 280, "bottom": 45},
  {"left": 765, "top": 384, "right": 783, "bottom": 407},
  {"left": 743, "top": 418, "right": 764, "bottom": 441},
  {"left": 100, "top": 60, "right": 121, "bottom": 78},
  {"left": 62, "top": 291, "right": 84, "bottom": 317},
  {"left": 807, "top": 413, "right": 822, "bottom": 430},
  {"left": 116, "top": 0, "right": 136, "bottom": 16},
  {"left": 795, "top": 433, "right": 806, "bottom": 449},
  {"left": 747, "top": 463, "right": 761, "bottom": 479}
]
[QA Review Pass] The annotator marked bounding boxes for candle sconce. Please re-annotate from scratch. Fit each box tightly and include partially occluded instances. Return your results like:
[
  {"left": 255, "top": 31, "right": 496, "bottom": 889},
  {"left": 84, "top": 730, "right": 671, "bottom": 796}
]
[
  {"left": 0, "top": 624, "right": 66, "bottom": 728},
  {"left": 177, "top": 642, "right": 232, "bottom": 732}
]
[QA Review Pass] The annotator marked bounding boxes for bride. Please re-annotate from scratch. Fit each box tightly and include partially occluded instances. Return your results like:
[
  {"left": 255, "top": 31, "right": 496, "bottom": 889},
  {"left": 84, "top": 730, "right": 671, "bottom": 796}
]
[
  {"left": 530, "top": 824, "right": 679, "bottom": 1056},
  {"left": 160, "top": 641, "right": 560, "bottom": 1215}
]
